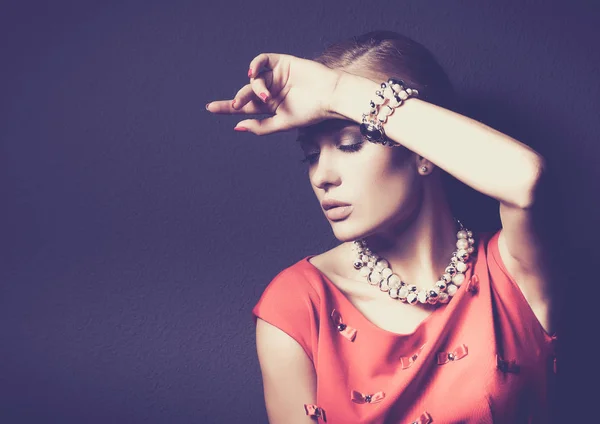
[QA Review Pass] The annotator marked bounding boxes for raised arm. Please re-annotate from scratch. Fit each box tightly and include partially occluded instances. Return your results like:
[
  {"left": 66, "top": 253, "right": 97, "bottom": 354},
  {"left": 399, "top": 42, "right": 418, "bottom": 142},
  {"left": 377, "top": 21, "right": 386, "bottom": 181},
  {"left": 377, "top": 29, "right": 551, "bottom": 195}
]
[
  {"left": 330, "top": 73, "right": 545, "bottom": 209},
  {"left": 256, "top": 318, "right": 318, "bottom": 424},
  {"left": 330, "top": 72, "right": 554, "bottom": 334}
]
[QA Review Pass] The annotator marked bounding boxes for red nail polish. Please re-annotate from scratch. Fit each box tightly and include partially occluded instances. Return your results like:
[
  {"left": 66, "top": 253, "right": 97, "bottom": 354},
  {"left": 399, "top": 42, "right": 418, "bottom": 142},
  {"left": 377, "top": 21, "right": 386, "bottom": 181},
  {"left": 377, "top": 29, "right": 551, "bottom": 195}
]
[
  {"left": 234, "top": 126, "right": 248, "bottom": 132},
  {"left": 259, "top": 92, "right": 268, "bottom": 102},
  {"left": 247, "top": 68, "right": 252, "bottom": 78}
]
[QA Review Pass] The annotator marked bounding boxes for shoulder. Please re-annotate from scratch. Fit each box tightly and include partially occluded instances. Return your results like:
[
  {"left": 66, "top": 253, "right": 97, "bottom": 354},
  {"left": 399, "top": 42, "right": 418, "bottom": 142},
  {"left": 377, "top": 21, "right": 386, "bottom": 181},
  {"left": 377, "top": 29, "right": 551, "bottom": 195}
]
[
  {"left": 477, "top": 229, "right": 517, "bottom": 283},
  {"left": 253, "top": 259, "right": 322, "bottom": 420},
  {"left": 482, "top": 228, "right": 525, "bottom": 285},
  {"left": 252, "top": 256, "right": 326, "bottom": 360},
  {"left": 258, "top": 257, "right": 324, "bottom": 304},
  {"left": 478, "top": 229, "right": 555, "bottom": 339}
]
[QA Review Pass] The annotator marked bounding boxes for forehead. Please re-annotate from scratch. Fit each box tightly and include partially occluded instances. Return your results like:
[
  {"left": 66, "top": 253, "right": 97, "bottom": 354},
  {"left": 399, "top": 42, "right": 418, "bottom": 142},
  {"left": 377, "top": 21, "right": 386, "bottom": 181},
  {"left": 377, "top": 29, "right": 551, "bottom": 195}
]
[{"left": 296, "top": 119, "right": 359, "bottom": 146}]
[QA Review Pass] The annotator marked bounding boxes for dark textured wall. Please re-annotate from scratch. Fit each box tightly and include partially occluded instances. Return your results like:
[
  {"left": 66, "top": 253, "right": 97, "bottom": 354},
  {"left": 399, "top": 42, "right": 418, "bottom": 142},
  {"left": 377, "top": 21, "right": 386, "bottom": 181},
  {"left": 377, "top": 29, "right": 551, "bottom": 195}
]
[{"left": 1, "top": 1, "right": 597, "bottom": 423}]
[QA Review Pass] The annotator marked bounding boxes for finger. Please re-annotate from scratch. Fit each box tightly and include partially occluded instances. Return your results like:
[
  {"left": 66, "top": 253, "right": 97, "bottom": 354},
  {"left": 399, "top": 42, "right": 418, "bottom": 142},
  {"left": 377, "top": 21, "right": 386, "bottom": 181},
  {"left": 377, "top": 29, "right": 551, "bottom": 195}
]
[
  {"left": 235, "top": 115, "right": 291, "bottom": 136},
  {"left": 250, "top": 71, "right": 273, "bottom": 103},
  {"left": 232, "top": 83, "right": 266, "bottom": 110},
  {"left": 206, "top": 98, "right": 268, "bottom": 115},
  {"left": 248, "top": 53, "right": 281, "bottom": 79}
]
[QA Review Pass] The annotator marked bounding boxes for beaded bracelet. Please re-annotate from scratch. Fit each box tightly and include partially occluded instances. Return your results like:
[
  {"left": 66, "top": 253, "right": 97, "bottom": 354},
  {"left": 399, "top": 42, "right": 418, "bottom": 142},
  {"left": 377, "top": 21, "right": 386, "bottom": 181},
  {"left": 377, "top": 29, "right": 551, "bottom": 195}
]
[{"left": 359, "top": 78, "right": 419, "bottom": 146}]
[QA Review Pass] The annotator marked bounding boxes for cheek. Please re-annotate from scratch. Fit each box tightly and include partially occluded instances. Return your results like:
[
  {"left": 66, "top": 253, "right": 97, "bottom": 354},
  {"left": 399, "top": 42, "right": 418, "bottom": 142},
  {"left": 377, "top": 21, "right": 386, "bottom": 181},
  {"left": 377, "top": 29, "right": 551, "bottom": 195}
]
[
  {"left": 355, "top": 150, "right": 417, "bottom": 216},
  {"left": 366, "top": 171, "right": 416, "bottom": 216}
]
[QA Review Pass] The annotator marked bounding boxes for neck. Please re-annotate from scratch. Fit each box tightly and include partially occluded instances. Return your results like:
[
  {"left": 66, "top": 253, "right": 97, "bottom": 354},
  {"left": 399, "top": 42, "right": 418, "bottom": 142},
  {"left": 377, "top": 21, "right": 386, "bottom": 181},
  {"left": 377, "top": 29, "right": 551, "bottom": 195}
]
[{"left": 361, "top": 180, "right": 458, "bottom": 287}]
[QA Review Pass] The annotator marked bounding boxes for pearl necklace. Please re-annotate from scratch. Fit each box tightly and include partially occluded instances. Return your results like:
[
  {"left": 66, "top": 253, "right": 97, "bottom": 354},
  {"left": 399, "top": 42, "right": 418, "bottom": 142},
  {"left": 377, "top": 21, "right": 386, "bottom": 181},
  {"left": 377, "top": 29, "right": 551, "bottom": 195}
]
[{"left": 351, "top": 220, "right": 475, "bottom": 306}]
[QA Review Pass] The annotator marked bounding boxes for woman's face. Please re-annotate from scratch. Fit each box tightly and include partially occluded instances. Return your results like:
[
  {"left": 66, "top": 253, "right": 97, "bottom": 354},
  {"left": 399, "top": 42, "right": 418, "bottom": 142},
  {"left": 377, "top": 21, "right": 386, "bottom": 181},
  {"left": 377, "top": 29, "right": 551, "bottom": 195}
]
[{"left": 298, "top": 119, "right": 425, "bottom": 242}]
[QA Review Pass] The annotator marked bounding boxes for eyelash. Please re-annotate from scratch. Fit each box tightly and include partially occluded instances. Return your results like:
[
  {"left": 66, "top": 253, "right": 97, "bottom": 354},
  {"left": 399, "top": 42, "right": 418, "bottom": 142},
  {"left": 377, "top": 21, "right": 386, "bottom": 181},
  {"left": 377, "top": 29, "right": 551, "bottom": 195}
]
[{"left": 300, "top": 143, "right": 363, "bottom": 165}]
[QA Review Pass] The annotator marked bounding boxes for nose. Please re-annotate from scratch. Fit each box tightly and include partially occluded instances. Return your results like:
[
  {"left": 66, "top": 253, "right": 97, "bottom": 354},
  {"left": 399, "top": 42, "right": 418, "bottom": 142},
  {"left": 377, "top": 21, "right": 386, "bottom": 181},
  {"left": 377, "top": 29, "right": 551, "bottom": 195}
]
[{"left": 310, "top": 148, "right": 341, "bottom": 190}]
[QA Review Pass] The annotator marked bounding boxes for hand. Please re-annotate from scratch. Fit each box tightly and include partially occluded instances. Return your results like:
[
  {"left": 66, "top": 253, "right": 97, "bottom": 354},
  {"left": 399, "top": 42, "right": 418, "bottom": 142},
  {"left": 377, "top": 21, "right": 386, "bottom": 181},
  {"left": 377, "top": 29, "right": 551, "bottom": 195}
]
[{"left": 206, "top": 53, "right": 346, "bottom": 135}]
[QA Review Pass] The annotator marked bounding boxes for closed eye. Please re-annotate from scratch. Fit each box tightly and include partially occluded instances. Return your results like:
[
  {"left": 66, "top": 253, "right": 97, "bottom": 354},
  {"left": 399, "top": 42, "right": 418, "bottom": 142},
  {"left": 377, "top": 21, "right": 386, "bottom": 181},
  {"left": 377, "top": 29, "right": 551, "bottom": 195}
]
[{"left": 300, "top": 142, "right": 363, "bottom": 165}]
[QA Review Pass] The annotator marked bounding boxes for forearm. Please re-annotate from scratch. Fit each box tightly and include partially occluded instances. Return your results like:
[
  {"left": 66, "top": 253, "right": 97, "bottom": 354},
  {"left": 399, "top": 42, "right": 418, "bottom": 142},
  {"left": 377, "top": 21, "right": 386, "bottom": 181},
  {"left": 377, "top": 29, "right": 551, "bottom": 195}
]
[{"left": 330, "top": 73, "right": 545, "bottom": 208}]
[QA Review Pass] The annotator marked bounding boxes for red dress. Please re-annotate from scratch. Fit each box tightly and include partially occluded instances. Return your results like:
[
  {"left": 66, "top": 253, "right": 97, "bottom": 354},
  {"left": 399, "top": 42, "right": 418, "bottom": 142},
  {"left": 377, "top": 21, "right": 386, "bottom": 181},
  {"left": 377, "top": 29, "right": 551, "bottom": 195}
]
[{"left": 252, "top": 230, "right": 557, "bottom": 423}]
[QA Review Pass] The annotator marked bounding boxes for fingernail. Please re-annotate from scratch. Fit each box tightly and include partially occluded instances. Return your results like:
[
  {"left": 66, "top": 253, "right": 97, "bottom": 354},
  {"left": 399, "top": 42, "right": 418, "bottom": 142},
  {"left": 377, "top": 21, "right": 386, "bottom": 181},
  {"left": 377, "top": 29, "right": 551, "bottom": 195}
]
[
  {"left": 231, "top": 99, "right": 236, "bottom": 108},
  {"left": 205, "top": 103, "right": 210, "bottom": 110},
  {"left": 247, "top": 68, "right": 252, "bottom": 78},
  {"left": 259, "top": 92, "right": 269, "bottom": 102},
  {"left": 234, "top": 126, "right": 248, "bottom": 132}
]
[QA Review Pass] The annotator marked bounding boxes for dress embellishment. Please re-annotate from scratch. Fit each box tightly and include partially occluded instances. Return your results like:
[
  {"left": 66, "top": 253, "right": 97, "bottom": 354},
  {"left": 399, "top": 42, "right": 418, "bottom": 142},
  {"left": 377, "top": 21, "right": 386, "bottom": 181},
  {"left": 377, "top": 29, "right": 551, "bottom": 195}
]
[
  {"left": 496, "top": 354, "right": 520, "bottom": 374},
  {"left": 350, "top": 390, "right": 386, "bottom": 404},
  {"left": 304, "top": 404, "right": 327, "bottom": 421},
  {"left": 410, "top": 411, "right": 433, "bottom": 424},
  {"left": 400, "top": 344, "right": 426, "bottom": 369},
  {"left": 330, "top": 309, "right": 357, "bottom": 341},
  {"left": 437, "top": 344, "right": 469, "bottom": 365},
  {"left": 467, "top": 274, "right": 480, "bottom": 294}
]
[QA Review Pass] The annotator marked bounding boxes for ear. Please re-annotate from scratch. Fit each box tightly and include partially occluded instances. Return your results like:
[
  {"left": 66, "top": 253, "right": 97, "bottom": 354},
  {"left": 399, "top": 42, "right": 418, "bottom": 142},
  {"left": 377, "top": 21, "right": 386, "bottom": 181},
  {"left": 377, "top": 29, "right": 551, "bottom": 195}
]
[{"left": 416, "top": 155, "right": 435, "bottom": 175}]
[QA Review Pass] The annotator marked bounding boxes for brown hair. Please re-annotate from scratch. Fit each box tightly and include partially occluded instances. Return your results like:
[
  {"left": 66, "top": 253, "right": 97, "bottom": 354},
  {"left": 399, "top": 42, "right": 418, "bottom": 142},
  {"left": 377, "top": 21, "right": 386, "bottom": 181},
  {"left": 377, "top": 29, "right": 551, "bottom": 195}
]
[{"left": 312, "top": 30, "right": 456, "bottom": 111}]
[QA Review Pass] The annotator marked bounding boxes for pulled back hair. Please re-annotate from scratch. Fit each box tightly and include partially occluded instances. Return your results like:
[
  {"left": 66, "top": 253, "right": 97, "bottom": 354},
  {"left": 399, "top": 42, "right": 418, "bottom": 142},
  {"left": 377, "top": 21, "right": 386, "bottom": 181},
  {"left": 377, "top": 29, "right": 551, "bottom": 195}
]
[{"left": 312, "top": 30, "right": 456, "bottom": 111}]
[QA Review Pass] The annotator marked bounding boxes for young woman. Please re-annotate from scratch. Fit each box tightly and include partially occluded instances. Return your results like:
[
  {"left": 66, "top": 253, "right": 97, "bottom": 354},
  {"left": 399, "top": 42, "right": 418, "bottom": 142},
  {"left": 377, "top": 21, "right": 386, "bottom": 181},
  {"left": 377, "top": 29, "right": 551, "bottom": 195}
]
[{"left": 207, "top": 31, "right": 557, "bottom": 424}]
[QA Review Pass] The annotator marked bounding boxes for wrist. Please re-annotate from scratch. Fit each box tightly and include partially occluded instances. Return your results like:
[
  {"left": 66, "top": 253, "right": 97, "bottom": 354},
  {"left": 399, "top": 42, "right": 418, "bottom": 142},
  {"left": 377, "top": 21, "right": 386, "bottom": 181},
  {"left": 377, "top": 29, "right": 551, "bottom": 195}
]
[
  {"left": 322, "top": 69, "right": 346, "bottom": 120},
  {"left": 329, "top": 72, "right": 380, "bottom": 123}
]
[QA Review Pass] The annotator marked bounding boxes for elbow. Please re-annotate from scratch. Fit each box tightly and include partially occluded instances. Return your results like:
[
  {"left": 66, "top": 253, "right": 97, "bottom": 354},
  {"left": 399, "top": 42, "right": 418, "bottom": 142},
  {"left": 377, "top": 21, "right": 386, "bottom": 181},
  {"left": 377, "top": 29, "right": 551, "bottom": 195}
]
[{"left": 515, "top": 155, "right": 547, "bottom": 209}]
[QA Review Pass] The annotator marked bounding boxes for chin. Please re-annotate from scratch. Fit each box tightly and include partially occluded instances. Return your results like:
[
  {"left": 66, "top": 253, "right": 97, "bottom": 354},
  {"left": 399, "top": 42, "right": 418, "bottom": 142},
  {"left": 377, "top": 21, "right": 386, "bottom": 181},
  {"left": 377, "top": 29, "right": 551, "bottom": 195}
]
[{"left": 330, "top": 222, "right": 376, "bottom": 243}]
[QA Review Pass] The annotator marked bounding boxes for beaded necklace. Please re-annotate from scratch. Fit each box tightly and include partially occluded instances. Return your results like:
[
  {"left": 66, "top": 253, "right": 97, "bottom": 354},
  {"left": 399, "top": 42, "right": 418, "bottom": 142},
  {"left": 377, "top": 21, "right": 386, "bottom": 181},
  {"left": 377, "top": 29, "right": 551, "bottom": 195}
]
[{"left": 351, "top": 219, "right": 475, "bottom": 306}]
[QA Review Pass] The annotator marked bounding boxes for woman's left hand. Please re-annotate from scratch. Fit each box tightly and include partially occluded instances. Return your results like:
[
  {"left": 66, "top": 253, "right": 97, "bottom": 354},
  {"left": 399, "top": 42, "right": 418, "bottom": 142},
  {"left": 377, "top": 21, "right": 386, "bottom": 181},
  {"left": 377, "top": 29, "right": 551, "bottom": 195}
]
[{"left": 206, "top": 53, "right": 346, "bottom": 135}]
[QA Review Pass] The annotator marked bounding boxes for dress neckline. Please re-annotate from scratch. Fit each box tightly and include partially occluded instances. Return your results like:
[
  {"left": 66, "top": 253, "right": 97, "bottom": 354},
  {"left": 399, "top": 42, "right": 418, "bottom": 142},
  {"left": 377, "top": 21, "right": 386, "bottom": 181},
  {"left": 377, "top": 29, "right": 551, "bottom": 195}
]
[{"left": 302, "top": 255, "right": 456, "bottom": 338}]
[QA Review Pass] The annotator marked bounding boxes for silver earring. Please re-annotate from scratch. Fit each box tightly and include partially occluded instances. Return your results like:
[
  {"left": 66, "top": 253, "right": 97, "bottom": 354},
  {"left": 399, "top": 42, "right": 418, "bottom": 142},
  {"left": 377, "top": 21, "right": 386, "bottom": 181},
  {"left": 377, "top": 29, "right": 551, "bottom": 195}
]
[{"left": 420, "top": 166, "right": 428, "bottom": 173}]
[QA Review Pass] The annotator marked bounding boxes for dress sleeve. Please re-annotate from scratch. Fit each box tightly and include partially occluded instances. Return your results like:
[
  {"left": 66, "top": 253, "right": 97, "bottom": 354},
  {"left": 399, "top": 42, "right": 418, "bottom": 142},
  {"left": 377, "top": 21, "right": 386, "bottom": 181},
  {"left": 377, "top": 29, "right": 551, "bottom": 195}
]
[{"left": 252, "top": 265, "right": 319, "bottom": 362}]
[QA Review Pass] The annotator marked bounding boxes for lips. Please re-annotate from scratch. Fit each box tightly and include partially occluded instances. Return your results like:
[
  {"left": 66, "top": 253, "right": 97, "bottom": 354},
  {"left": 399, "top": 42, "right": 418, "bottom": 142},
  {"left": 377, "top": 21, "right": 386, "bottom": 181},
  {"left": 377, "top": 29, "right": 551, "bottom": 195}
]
[
  {"left": 321, "top": 200, "right": 351, "bottom": 211},
  {"left": 324, "top": 205, "right": 353, "bottom": 221}
]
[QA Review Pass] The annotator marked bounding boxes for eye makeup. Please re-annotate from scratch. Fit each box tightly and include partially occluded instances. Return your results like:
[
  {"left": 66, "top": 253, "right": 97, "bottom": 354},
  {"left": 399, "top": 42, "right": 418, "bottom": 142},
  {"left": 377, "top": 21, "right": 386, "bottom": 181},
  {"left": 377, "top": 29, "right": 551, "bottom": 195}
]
[{"left": 300, "top": 137, "right": 364, "bottom": 164}]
